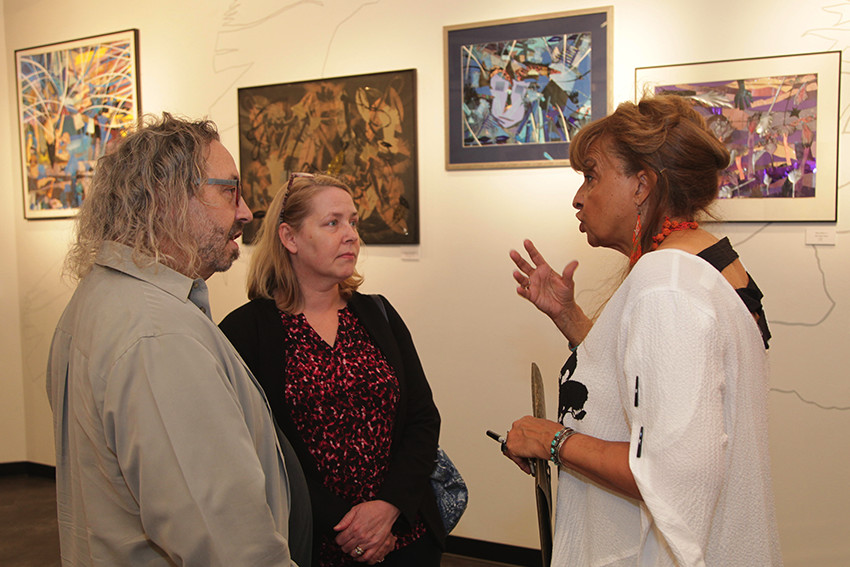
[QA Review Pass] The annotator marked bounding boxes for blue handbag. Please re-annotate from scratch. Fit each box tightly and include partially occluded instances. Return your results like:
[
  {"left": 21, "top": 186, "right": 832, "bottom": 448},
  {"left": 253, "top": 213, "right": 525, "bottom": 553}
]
[{"left": 430, "top": 447, "right": 468, "bottom": 533}]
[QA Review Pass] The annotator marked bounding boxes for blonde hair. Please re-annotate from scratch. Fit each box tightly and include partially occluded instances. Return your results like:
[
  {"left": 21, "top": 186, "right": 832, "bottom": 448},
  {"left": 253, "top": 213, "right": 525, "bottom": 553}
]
[
  {"left": 246, "top": 173, "right": 363, "bottom": 312},
  {"left": 64, "top": 112, "right": 220, "bottom": 280}
]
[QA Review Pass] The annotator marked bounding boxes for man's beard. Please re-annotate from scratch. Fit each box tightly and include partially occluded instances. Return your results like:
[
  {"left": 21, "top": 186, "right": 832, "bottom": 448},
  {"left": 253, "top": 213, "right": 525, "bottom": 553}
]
[{"left": 196, "top": 222, "right": 241, "bottom": 275}]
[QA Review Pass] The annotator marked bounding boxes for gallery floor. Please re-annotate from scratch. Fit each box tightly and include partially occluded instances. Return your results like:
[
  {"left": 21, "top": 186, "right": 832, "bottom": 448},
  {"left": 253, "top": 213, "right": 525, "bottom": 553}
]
[{"left": 0, "top": 474, "right": 514, "bottom": 567}]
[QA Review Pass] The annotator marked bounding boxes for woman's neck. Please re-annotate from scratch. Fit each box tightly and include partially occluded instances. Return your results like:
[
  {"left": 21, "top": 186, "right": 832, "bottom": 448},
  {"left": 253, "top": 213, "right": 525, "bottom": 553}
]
[
  {"left": 290, "top": 282, "right": 346, "bottom": 347},
  {"left": 272, "top": 280, "right": 345, "bottom": 315},
  {"left": 654, "top": 225, "right": 718, "bottom": 254},
  {"left": 296, "top": 282, "right": 346, "bottom": 315}
]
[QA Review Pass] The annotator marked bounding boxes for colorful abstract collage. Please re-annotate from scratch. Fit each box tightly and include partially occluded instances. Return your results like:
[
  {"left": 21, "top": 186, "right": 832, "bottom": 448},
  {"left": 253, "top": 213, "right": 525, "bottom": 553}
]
[
  {"left": 655, "top": 73, "right": 818, "bottom": 200},
  {"left": 16, "top": 30, "right": 139, "bottom": 218},
  {"left": 461, "top": 33, "right": 593, "bottom": 148}
]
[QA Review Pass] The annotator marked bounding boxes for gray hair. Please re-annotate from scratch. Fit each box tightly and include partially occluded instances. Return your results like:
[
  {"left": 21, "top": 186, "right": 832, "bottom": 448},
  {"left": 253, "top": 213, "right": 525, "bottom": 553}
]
[{"left": 65, "top": 112, "right": 220, "bottom": 280}]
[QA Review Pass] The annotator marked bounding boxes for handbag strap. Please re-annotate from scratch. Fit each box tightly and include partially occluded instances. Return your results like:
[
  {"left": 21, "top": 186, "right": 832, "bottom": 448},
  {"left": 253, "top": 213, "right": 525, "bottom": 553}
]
[{"left": 371, "top": 294, "right": 389, "bottom": 321}]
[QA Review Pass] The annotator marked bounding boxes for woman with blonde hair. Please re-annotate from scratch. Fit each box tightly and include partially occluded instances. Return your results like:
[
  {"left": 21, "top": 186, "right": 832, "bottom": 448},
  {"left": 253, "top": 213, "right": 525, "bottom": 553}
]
[{"left": 221, "top": 173, "right": 444, "bottom": 566}]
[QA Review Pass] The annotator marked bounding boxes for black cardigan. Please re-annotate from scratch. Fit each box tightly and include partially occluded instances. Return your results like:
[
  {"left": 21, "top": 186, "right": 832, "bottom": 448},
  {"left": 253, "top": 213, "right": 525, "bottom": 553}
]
[{"left": 219, "top": 292, "right": 446, "bottom": 549}]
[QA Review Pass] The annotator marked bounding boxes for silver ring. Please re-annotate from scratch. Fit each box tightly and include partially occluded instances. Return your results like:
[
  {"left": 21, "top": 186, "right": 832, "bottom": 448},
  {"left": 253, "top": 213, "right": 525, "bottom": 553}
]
[{"left": 354, "top": 546, "right": 364, "bottom": 556}]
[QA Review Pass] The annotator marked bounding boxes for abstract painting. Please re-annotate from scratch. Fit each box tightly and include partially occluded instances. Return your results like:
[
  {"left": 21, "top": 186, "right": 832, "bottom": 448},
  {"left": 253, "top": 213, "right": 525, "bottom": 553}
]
[
  {"left": 238, "top": 69, "right": 418, "bottom": 244},
  {"left": 445, "top": 8, "right": 612, "bottom": 169},
  {"left": 15, "top": 29, "right": 141, "bottom": 219},
  {"left": 636, "top": 52, "right": 839, "bottom": 222}
]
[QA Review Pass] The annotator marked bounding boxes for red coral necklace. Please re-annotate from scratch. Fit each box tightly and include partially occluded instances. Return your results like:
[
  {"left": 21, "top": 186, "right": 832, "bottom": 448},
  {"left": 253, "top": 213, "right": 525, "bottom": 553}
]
[{"left": 650, "top": 217, "right": 699, "bottom": 251}]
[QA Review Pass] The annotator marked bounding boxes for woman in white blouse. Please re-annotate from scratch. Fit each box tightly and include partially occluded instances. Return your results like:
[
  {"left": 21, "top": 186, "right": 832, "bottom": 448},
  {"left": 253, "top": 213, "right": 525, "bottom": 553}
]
[{"left": 503, "top": 93, "right": 782, "bottom": 567}]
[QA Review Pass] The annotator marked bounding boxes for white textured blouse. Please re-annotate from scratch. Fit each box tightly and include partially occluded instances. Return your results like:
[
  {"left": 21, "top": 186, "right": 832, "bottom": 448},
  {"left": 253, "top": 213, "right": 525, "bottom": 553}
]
[{"left": 552, "top": 249, "right": 782, "bottom": 567}]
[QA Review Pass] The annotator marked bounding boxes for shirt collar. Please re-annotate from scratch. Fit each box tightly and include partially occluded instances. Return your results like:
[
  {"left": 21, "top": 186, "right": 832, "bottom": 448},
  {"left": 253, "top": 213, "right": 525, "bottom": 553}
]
[{"left": 95, "top": 242, "right": 213, "bottom": 320}]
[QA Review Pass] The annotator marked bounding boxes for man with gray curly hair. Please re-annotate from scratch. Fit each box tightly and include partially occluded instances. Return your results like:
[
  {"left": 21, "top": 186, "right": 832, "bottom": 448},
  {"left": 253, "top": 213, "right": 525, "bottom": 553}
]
[{"left": 47, "top": 113, "right": 309, "bottom": 566}]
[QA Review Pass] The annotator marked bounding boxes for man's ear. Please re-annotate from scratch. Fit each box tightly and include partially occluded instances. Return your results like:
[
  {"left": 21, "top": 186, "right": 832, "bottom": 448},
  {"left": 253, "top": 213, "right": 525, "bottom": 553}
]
[
  {"left": 279, "top": 223, "right": 298, "bottom": 255},
  {"left": 634, "top": 169, "right": 657, "bottom": 207}
]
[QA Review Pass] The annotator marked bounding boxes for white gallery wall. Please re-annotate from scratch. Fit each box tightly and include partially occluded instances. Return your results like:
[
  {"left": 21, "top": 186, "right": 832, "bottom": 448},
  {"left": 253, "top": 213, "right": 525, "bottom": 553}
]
[
  {"left": 0, "top": 0, "right": 26, "bottom": 464},
  {"left": 2, "top": 0, "right": 849, "bottom": 564}
]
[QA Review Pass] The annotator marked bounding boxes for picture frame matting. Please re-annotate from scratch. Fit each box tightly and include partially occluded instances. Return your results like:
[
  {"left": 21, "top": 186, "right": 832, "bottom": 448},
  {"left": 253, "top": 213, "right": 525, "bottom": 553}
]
[{"left": 444, "top": 7, "right": 613, "bottom": 170}]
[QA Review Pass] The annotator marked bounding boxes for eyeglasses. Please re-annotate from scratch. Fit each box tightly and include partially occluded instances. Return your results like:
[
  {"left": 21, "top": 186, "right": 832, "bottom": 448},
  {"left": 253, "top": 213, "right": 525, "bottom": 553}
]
[
  {"left": 198, "top": 177, "right": 241, "bottom": 206},
  {"left": 279, "top": 172, "right": 315, "bottom": 223}
]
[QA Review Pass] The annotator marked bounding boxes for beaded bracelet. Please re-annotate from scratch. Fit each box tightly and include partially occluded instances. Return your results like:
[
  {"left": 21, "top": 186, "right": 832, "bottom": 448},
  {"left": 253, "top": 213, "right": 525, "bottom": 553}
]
[{"left": 549, "top": 426, "right": 577, "bottom": 466}]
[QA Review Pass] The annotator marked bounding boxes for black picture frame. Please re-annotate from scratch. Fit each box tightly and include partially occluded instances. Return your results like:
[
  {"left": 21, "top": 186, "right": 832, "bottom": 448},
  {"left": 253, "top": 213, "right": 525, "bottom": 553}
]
[{"left": 238, "top": 69, "right": 419, "bottom": 245}]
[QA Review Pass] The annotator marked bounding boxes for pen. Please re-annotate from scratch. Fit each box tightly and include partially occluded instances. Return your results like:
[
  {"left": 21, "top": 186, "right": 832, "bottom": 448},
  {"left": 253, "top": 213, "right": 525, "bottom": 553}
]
[
  {"left": 486, "top": 429, "right": 508, "bottom": 454},
  {"left": 489, "top": 430, "right": 536, "bottom": 474},
  {"left": 486, "top": 430, "right": 506, "bottom": 444}
]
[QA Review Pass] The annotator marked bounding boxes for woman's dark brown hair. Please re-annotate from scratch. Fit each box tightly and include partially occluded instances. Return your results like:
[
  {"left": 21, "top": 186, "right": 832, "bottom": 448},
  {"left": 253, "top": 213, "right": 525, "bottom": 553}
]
[{"left": 570, "top": 93, "right": 731, "bottom": 258}]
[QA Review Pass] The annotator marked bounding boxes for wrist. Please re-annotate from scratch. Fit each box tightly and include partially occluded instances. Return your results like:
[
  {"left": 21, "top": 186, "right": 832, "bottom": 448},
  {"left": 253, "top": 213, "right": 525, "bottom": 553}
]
[
  {"left": 549, "top": 426, "right": 577, "bottom": 467},
  {"left": 371, "top": 499, "right": 400, "bottom": 516},
  {"left": 552, "top": 306, "right": 590, "bottom": 345}
]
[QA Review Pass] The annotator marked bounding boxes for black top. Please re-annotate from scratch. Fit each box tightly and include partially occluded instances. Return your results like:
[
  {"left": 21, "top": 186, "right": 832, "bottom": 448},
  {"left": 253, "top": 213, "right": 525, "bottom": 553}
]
[
  {"left": 219, "top": 292, "right": 446, "bottom": 556},
  {"left": 697, "top": 237, "right": 771, "bottom": 348}
]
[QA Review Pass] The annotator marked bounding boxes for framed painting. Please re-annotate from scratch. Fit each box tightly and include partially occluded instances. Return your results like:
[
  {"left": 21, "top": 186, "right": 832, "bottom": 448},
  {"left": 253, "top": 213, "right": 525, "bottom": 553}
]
[
  {"left": 635, "top": 51, "right": 840, "bottom": 223},
  {"left": 444, "top": 7, "right": 612, "bottom": 170},
  {"left": 238, "top": 69, "right": 419, "bottom": 245},
  {"left": 16, "top": 29, "right": 141, "bottom": 219}
]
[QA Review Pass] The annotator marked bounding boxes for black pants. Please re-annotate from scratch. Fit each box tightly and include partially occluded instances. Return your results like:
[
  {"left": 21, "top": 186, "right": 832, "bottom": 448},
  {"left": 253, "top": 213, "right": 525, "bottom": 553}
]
[{"left": 381, "top": 530, "right": 441, "bottom": 567}]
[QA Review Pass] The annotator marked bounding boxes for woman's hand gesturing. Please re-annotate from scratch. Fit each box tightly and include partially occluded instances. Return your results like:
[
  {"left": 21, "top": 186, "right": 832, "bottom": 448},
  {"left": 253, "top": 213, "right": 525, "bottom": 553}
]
[{"left": 510, "top": 239, "right": 591, "bottom": 345}]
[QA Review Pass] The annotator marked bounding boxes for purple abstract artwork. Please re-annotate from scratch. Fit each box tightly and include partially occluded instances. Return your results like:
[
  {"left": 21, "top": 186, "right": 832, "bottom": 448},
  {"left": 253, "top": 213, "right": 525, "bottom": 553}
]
[{"left": 656, "top": 73, "right": 818, "bottom": 200}]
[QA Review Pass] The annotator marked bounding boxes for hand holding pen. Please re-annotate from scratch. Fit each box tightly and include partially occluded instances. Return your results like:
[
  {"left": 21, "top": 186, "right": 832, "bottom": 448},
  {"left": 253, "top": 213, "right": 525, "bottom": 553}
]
[{"left": 487, "top": 429, "right": 537, "bottom": 475}]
